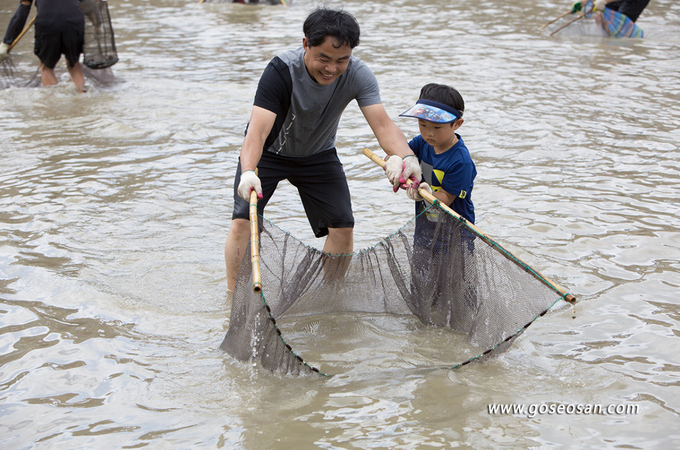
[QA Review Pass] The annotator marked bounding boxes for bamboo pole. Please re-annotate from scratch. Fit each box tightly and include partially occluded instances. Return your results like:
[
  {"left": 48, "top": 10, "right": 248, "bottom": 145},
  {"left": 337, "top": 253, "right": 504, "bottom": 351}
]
[
  {"left": 9, "top": 16, "right": 36, "bottom": 52},
  {"left": 540, "top": 10, "right": 574, "bottom": 30},
  {"left": 363, "top": 148, "right": 576, "bottom": 303},
  {"left": 550, "top": 12, "right": 586, "bottom": 37},
  {"left": 249, "top": 188, "right": 262, "bottom": 293}
]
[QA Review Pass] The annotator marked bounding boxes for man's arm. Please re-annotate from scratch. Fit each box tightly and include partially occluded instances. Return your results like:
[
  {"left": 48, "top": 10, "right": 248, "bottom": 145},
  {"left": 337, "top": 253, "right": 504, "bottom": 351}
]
[
  {"left": 360, "top": 103, "right": 422, "bottom": 191},
  {"left": 234, "top": 105, "right": 277, "bottom": 201},
  {"left": 240, "top": 105, "right": 277, "bottom": 172},
  {"left": 2, "top": 0, "right": 32, "bottom": 47},
  {"left": 360, "top": 103, "right": 412, "bottom": 158}
]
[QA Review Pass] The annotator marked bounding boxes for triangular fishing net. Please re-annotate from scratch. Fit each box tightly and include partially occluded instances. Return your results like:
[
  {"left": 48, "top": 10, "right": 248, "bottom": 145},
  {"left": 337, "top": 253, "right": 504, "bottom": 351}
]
[
  {"left": 80, "top": 0, "right": 119, "bottom": 69},
  {"left": 220, "top": 201, "right": 573, "bottom": 377},
  {"left": 1, "top": 58, "right": 41, "bottom": 90}
]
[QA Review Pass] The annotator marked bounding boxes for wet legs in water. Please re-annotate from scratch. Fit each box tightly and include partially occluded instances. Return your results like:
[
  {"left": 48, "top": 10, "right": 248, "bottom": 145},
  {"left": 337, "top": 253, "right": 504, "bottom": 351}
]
[{"left": 39, "top": 61, "right": 85, "bottom": 93}]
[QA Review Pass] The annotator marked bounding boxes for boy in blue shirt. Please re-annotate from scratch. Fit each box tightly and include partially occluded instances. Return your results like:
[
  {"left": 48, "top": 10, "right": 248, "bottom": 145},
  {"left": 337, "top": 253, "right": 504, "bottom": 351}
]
[
  {"left": 398, "top": 83, "right": 478, "bottom": 327},
  {"left": 398, "top": 83, "right": 476, "bottom": 224}
]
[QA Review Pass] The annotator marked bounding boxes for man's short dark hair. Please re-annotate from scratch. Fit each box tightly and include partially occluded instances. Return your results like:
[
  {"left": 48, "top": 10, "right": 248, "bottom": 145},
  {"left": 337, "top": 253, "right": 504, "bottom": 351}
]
[
  {"left": 419, "top": 83, "right": 465, "bottom": 116},
  {"left": 303, "top": 7, "right": 360, "bottom": 49}
]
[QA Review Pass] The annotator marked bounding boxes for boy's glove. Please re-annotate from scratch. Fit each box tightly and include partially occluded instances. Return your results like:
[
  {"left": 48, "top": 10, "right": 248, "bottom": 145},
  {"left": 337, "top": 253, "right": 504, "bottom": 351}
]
[
  {"left": 237, "top": 170, "right": 263, "bottom": 201},
  {"left": 407, "top": 182, "right": 432, "bottom": 202},
  {"left": 594, "top": 0, "right": 607, "bottom": 11},
  {"left": 0, "top": 43, "right": 10, "bottom": 62},
  {"left": 384, "top": 155, "right": 403, "bottom": 192},
  {"left": 571, "top": 1, "right": 583, "bottom": 12}
]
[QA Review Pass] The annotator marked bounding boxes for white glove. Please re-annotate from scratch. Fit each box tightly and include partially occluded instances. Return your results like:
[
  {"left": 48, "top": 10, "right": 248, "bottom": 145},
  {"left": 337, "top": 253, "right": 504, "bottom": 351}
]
[
  {"left": 594, "top": 0, "right": 607, "bottom": 11},
  {"left": 384, "top": 155, "right": 403, "bottom": 192},
  {"left": 402, "top": 155, "right": 423, "bottom": 186},
  {"left": 0, "top": 42, "right": 10, "bottom": 62},
  {"left": 237, "top": 170, "right": 262, "bottom": 201},
  {"left": 407, "top": 182, "right": 432, "bottom": 202}
]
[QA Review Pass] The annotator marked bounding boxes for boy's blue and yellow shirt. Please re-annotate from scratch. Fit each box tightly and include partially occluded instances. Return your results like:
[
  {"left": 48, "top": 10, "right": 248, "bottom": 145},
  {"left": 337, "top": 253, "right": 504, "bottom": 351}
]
[{"left": 408, "top": 133, "right": 476, "bottom": 224}]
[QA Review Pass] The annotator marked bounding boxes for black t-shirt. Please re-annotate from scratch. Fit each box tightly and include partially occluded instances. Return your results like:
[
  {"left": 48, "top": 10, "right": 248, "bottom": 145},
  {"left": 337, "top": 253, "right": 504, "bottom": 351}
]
[
  {"left": 606, "top": 0, "right": 650, "bottom": 22},
  {"left": 252, "top": 47, "right": 381, "bottom": 157},
  {"left": 35, "top": 0, "right": 85, "bottom": 34}
]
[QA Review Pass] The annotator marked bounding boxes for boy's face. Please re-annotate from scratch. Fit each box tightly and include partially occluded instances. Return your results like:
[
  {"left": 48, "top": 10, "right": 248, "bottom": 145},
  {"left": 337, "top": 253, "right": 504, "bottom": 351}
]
[
  {"left": 418, "top": 118, "right": 463, "bottom": 151},
  {"left": 303, "top": 36, "right": 352, "bottom": 86}
]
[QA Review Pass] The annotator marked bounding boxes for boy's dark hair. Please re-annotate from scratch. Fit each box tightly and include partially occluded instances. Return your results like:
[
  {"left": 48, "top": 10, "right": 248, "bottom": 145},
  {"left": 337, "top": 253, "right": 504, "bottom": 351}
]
[
  {"left": 419, "top": 83, "right": 465, "bottom": 116},
  {"left": 303, "top": 7, "right": 360, "bottom": 49}
]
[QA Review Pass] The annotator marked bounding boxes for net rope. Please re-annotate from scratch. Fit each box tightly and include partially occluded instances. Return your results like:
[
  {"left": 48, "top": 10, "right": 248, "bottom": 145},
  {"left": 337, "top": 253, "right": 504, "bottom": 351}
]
[{"left": 221, "top": 200, "right": 572, "bottom": 377}]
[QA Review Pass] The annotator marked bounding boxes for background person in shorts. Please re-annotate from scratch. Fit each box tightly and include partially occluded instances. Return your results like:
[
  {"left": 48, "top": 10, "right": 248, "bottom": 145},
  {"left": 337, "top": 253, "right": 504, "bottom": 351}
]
[
  {"left": 224, "top": 6, "right": 421, "bottom": 292},
  {"left": 593, "top": 0, "right": 650, "bottom": 23},
  {"left": 0, "top": 0, "right": 86, "bottom": 93}
]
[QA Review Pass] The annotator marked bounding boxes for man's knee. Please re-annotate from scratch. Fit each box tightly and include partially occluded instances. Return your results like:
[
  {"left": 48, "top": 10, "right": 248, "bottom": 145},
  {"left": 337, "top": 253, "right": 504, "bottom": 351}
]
[
  {"left": 328, "top": 227, "right": 352, "bottom": 236},
  {"left": 228, "top": 218, "right": 251, "bottom": 239},
  {"left": 325, "top": 227, "right": 353, "bottom": 253}
]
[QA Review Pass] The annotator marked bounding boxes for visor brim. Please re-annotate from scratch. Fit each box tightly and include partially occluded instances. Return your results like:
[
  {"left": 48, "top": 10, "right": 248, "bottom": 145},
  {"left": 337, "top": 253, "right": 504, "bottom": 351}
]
[{"left": 399, "top": 103, "right": 459, "bottom": 123}]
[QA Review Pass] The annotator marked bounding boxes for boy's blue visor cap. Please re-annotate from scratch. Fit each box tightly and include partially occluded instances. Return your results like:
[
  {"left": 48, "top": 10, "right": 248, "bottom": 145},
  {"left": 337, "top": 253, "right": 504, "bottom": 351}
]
[{"left": 399, "top": 99, "right": 462, "bottom": 124}]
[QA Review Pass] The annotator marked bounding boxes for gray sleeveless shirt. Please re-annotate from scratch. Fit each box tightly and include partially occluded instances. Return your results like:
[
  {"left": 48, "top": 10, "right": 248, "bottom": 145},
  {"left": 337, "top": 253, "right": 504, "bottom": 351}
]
[{"left": 254, "top": 47, "right": 382, "bottom": 157}]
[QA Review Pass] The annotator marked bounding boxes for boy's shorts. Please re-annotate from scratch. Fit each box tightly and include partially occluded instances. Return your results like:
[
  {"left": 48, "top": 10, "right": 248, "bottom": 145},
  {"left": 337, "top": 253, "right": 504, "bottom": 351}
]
[
  {"left": 34, "top": 28, "right": 84, "bottom": 69},
  {"left": 232, "top": 149, "right": 354, "bottom": 238}
]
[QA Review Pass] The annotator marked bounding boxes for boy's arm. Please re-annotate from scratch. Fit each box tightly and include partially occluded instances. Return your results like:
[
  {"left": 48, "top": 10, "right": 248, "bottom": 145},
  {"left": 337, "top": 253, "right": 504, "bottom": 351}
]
[{"left": 431, "top": 187, "right": 456, "bottom": 205}]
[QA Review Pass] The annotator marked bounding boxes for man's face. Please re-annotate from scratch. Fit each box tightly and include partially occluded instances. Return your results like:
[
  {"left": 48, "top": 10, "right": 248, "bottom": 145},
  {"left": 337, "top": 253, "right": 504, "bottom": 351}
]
[{"left": 302, "top": 36, "right": 352, "bottom": 86}]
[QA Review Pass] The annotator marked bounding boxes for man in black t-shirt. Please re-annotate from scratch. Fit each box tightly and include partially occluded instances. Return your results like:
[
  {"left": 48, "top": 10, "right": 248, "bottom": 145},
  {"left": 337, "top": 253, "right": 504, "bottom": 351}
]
[{"left": 224, "top": 7, "right": 421, "bottom": 292}]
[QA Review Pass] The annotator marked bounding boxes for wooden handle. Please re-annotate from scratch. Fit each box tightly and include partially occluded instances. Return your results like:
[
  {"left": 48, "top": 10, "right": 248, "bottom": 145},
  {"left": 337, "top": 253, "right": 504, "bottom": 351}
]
[
  {"left": 540, "top": 10, "right": 573, "bottom": 30},
  {"left": 362, "top": 147, "right": 576, "bottom": 303},
  {"left": 550, "top": 12, "right": 586, "bottom": 37},
  {"left": 249, "top": 187, "right": 262, "bottom": 293}
]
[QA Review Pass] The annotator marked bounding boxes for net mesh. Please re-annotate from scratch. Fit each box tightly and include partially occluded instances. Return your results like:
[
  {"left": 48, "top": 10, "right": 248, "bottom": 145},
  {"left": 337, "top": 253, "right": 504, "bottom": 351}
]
[
  {"left": 1, "top": 58, "right": 41, "bottom": 89},
  {"left": 1, "top": 57, "right": 119, "bottom": 90},
  {"left": 80, "top": 0, "right": 119, "bottom": 70},
  {"left": 220, "top": 202, "right": 571, "bottom": 377}
]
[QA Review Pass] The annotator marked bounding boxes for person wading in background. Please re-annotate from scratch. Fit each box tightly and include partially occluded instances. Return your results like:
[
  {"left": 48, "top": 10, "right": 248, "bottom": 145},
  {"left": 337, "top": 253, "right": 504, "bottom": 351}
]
[
  {"left": 593, "top": 0, "right": 650, "bottom": 23},
  {"left": 0, "top": 0, "right": 86, "bottom": 93}
]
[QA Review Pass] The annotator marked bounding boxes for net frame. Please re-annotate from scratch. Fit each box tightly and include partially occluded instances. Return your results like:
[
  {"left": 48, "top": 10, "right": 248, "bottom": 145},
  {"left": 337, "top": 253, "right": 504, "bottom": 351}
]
[{"left": 80, "top": 0, "right": 119, "bottom": 70}]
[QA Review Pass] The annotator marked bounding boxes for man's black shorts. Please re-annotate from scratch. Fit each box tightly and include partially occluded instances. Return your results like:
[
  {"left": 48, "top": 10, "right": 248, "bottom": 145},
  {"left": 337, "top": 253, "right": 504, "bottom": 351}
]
[
  {"left": 232, "top": 149, "right": 354, "bottom": 238},
  {"left": 34, "top": 28, "right": 84, "bottom": 69}
]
